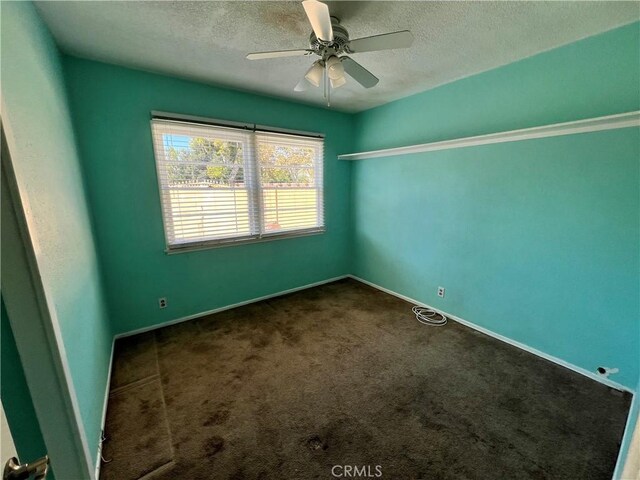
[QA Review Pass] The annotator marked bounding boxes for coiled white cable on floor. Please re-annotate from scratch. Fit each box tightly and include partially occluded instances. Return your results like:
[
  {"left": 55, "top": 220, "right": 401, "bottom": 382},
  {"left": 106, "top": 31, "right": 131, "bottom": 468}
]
[{"left": 412, "top": 306, "right": 447, "bottom": 326}]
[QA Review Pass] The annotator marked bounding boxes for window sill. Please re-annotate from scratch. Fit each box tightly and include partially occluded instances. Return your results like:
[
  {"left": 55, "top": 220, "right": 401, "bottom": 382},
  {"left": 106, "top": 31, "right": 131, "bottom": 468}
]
[{"left": 164, "top": 227, "right": 326, "bottom": 255}]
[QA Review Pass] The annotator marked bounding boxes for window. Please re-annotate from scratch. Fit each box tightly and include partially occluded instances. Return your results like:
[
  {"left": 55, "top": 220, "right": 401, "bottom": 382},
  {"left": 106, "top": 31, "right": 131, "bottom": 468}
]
[{"left": 151, "top": 116, "right": 324, "bottom": 251}]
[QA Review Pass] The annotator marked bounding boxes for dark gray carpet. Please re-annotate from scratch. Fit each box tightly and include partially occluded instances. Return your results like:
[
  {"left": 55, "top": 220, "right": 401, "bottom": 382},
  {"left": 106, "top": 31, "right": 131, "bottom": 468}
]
[
  {"left": 103, "top": 334, "right": 174, "bottom": 480},
  {"left": 101, "top": 278, "right": 631, "bottom": 480}
]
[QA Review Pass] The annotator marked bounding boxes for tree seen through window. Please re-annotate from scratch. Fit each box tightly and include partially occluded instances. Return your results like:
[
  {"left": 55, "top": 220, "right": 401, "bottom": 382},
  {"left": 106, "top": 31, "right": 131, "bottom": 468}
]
[{"left": 165, "top": 135, "right": 315, "bottom": 187}]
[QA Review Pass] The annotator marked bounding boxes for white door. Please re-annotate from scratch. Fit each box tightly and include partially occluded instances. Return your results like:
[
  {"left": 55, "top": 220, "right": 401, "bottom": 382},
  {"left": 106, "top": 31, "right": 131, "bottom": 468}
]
[{"left": 1, "top": 123, "right": 86, "bottom": 479}]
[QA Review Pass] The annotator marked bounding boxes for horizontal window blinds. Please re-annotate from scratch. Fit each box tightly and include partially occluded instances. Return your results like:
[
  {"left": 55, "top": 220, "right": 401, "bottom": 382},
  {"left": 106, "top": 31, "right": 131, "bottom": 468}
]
[
  {"left": 256, "top": 132, "right": 324, "bottom": 236},
  {"left": 151, "top": 118, "right": 324, "bottom": 249}
]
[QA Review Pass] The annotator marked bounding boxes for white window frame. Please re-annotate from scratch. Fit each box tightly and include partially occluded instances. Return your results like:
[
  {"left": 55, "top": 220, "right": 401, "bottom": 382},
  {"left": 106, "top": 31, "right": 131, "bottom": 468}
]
[{"left": 150, "top": 112, "right": 325, "bottom": 253}]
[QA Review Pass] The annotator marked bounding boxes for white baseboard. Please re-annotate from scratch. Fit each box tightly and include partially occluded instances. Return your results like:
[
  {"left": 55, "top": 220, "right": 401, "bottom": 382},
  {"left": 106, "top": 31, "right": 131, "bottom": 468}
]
[
  {"left": 110, "top": 272, "right": 633, "bottom": 391},
  {"left": 351, "top": 275, "right": 639, "bottom": 478},
  {"left": 95, "top": 338, "right": 115, "bottom": 479},
  {"left": 98, "top": 274, "right": 348, "bottom": 478},
  {"left": 98, "top": 272, "right": 635, "bottom": 480},
  {"left": 348, "top": 274, "right": 633, "bottom": 394},
  {"left": 113, "top": 275, "right": 349, "bottom": 340}
]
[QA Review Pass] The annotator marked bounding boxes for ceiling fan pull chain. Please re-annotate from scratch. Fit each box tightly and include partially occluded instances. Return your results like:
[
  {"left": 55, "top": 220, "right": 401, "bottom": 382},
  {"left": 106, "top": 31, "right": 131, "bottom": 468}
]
[
  {"left": 323, "top": 64, "right": 327, "bottom": 102},
  {"left": 326, "top": 66, "right": 331, "bottom": 106}
]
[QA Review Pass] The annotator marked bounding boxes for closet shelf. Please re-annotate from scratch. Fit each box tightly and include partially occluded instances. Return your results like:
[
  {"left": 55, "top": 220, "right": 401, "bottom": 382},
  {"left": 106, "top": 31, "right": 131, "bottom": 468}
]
[{"left": 338, "top": 111, "right": 640, "bottom": 161}]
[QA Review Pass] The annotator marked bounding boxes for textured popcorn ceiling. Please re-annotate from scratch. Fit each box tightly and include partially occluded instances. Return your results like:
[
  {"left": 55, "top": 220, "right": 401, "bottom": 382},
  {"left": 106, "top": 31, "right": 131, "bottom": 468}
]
[{"left": 35, "top": 1, "right": 639, "bottom": 112}]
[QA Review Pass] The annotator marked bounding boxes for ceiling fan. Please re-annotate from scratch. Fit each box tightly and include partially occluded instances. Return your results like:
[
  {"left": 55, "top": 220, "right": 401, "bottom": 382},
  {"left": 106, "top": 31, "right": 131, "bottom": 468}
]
[{"left": 246, "top": 0, "right": 414, "bottom": 106}]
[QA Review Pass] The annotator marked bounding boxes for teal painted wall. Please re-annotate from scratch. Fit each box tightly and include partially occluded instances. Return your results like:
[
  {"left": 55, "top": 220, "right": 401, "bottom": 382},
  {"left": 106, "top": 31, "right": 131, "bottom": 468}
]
[
  {"left": 63, "top": 57, "right": 354, "bottom": 335},
  {"left": 354, "top": 22, "right": 640, "bottom": 153},
  {"left": 1, "top": 2, "right": 112, "bottom": 467},
  {"left": 1, "top": 297, "right": 54, "bottom": 479},
  {"left": 3, "top": 6, "right": 638, "bottom": 475},
  {"left": 351, "top": 22, "right": 640, "bottom": 389}
]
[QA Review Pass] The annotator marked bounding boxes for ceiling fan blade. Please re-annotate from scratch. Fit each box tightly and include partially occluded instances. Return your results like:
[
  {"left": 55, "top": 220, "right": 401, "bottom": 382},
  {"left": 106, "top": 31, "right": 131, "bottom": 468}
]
[
  {"left": 347, "top": 30, "right": 414, "bottom": 54},
  {"left": 302, "top": 0, "right": 334, "bottom": 42},
  {"left": 246, "top": 49, "right": 312, "bottom": 60},
  {"left": 341, "top": 57, "right": 379, "bottom": 88}
]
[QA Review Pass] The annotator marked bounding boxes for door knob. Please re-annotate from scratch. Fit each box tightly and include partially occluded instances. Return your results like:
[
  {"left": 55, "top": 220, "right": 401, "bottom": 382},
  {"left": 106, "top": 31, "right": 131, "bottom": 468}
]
[{"left": 3, "top": 455, "right": 49, "bottom": 480}]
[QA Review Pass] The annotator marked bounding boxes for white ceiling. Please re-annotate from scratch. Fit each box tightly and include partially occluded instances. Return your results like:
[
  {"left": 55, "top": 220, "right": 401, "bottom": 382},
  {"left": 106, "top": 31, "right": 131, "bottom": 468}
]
[{"left": 35, "top": 1, "right": 639, "bottom": 112}]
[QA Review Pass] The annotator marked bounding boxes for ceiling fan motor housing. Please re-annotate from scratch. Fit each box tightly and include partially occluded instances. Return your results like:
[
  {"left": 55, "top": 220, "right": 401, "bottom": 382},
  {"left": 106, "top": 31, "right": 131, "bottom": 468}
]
[{"left": 309, "top": 17, "right": 350, "bottom": 58}]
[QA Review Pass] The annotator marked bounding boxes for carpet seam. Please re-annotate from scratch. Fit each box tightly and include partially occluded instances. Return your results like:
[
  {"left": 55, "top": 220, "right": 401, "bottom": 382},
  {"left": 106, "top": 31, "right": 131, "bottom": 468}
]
[
  {"left": 109, "top": 374, "right": 160, "bottom": 396},
  {"left": 152, "top": 332, "right": 177, "bottom": 463},
  {"left": 137, "top": 460, "right": 176, "bottom": 480}
]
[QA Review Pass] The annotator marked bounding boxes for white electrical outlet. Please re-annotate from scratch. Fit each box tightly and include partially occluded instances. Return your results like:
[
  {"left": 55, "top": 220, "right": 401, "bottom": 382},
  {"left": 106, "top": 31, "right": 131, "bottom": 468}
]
[
  {"left": 159, "top": 297, "right": 167, "bottom": 309},
  {"left": 437, "top": 287, "right": 445, "bottom": 298}
]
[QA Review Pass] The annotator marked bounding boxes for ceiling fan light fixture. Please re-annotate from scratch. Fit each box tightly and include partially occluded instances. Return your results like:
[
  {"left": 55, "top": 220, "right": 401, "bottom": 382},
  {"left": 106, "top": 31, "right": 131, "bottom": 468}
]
[
  {"left": 330, "top": 75, "right": 346, "bottom": 89},
  {"left": 304, "top": 61, "right": 324, "bottom": 87},
  {"left": 294, "top": 77, "right": 313, "bottom": 92},
  {"left": 326, "top": 55, "right": 345, "bottom": 80}
]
